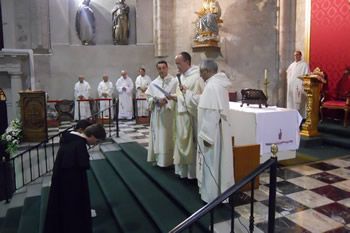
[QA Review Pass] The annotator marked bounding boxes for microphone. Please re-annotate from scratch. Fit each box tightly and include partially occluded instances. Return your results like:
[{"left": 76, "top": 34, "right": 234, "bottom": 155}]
[{"left": 176, "top": 73, "right": 182, "bottom": 87}]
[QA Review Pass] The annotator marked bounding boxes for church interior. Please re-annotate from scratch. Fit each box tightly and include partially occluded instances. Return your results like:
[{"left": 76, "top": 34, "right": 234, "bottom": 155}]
[{"left": 0, "top": 0, "right": 350, "bottom": 232}]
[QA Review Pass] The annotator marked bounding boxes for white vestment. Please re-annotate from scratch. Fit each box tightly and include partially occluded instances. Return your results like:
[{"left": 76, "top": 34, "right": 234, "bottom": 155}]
[
  {"left": 97, "top": 80, "right": 114, "bottom": 118},
  {"left": 116, "top": 76, "right": 134, "bottom": 119},
  {"left": 145, "top": 75, "right": 178, "bottom": 167},
  {"left": 135, "top": 75, "right": 152, "bottom": 117},
  {"left": 197, "top": 72, "right": 234, "bottom": 203},
  {"left": 174, "top": 66, "right": 205, "bottom": 179},
  {"left": 74, "top": 80, "right": 91, "bottom": 120},
  {"left": 286, "top": 60, "right": 310, "bottom": 118}
]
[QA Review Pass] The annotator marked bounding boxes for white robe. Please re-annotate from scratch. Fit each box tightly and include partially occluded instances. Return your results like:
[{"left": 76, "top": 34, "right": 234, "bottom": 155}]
[
  {"left": 174, "top": 66, "right": 205, "bottom": 179},
  {"left": 135, "top": 75, "right": 152, "bottom": 117},
  {"left": 116, "top": 76, "right": 134, "bottom": 119},
  {"left": 74, "top": 80, "right": 91, "bottom": 120},
  {"left": 197, "top": 72, "right": 234, "bottom": 203},
  {"left": 145, "top": 75, "right": 178, "bottom": 167},
  {"left": 286, "top": 60, "right": 310, "bottom": 118},
  {"left": 97, "top": 80, "right": 114, "bottom": 118}
]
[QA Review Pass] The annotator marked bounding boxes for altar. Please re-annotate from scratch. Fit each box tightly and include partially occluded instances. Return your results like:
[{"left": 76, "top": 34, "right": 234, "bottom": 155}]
[{"left": 229, "top": 102, "right": 302, "bottom": 163}]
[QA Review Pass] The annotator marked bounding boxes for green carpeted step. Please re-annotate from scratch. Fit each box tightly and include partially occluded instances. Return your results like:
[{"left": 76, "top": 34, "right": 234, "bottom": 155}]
[
  {"left": 90, "top": 159, "right": 160, "bottom": 233},
  {"left": 319, "top": 122, "right": 350, "bottom": 137},
  {"left": 116, "top": 142, "right": 231, "bottom": 229},
  {"left": 321, "top": 133, "right": 350, "bottom": 149},
  {"left": 0, "top": 206, "right": 22, "bottom": 233},
  {"left": 87, "top": 170, "right": 122, "bottom": 233},
  {"left": 117, "top": 142, "right": 205, "bottom": 213},
  {"left": 17, "top": 196, "right": 41, "bottom": 233},
  {"left": 105, "top": 150, "right": 205, "bottom": 233},
  {"left": 38, "top": 186, "right": 50, "bottom": 233}
]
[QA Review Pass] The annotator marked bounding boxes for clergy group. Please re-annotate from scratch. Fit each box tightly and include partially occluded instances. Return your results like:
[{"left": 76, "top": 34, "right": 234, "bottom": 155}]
[{"left": 146, "top": 52, "right": 234, "bottom": 203}]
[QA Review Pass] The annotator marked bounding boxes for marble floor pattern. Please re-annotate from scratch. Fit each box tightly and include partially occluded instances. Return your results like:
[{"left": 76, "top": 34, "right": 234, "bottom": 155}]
[{"left": 50, "top": 120, "right": 350, "bottom": 233}]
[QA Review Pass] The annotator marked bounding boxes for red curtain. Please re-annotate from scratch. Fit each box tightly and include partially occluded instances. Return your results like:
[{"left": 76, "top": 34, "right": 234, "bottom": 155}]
[{"left": 310, "top": 0, "right": 350, "bottom": 99}]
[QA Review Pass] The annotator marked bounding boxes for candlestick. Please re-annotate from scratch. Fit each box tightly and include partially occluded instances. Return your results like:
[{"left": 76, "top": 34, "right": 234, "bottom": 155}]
[{"left": 263, "top": 69, "right": 269, "bottom": 100}]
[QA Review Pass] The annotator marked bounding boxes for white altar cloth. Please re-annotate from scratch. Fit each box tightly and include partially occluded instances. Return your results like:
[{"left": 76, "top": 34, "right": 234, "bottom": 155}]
[{"left": 229, "top": 102, "right": 302, "bottom": 162}]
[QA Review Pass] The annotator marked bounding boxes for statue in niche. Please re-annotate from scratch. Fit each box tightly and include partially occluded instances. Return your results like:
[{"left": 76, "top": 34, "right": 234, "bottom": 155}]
[
  {"left": 112, "top": 0, "right": 130, "bottom": 45},
  {"left": 75, "top": 0, "right": 96, "bottom": 45},
  {"left": 193, "top": 0, "right": 223, "bottom": 48}
]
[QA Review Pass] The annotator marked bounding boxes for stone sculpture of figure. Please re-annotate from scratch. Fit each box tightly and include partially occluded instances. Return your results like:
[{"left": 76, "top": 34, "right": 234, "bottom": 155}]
[
  {"left": 194, "top": 0, "right": 223, "bottom": 44},
  {"left": 75, "top": 0, "right": 96, "bottom": 45},
  {"left": 112, "top": 0, "right": 130, "bottom": 45}
]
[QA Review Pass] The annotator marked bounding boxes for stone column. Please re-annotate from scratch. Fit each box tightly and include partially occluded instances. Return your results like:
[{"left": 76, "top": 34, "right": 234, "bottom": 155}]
[
  {"left": 9, "top": 72, "right": 23, "bottom": 119},
  {"left": 31, "top": 0, "right": 51, "bottom": 52},
  {"left": 1, "top": 0, "right": 16, "bottom": 48},
  {"left": 277, "top": 0, "right": 296, "bottom": 107},
  {"left": 153, "top": 0, "right": 173, "bottom": 57}
]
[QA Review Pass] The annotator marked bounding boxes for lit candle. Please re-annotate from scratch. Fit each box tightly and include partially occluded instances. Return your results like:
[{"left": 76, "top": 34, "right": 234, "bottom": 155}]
[{"left": 264, "top": 69, "right": 267, "bottom": 81}]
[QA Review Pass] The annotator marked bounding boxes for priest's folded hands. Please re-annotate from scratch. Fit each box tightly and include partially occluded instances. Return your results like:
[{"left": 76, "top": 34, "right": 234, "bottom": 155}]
[
  {"left": 166, "top": 94, "right": 177, "bottom": 101},
  {"left": 154, "top": 97, "right": 168, "bottom": 107},
  {"left": 180, "top": 84, "right": 187, "bottom": 93}
]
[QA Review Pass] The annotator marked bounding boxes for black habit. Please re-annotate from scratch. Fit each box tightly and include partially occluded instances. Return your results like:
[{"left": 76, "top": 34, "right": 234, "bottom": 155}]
[{"left": 44, "top": 132, "right": 92, "bottom": 233}]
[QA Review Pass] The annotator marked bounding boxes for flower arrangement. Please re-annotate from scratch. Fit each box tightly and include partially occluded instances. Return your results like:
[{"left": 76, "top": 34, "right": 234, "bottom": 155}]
[{"left": 1, "top": 119, "right": 23, "bottom": 155}]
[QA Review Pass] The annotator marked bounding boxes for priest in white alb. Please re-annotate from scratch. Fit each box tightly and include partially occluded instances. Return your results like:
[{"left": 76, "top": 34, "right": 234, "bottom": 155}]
[
  {"left": 135, "top": 67, "right": 152, "bottom": 117},
  {"left": 74, "top": 75, "right": 91, "bottom": 120},
  {"left": 286, "top": 50, "right": 310, "bottom": 118},
  {"left": 116, "top": 70, "right": 134, "bottom": 120},
  {"left": 187, "top": 59, "right": 234, "bottom": 203},
  {"left": 97, "top": 74, "right": 114, "bottom": 119},
  {"left": 146, "top": 61, "right": 178, "bottom": 167},
  {"left": 171, "top": 52, "right": 204, "bottom": 179}
]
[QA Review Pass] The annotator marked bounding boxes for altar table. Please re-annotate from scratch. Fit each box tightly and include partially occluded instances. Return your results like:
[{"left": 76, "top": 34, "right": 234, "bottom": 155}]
[{"left": 229, "top": 102, "right": 302, "bottom": 163}]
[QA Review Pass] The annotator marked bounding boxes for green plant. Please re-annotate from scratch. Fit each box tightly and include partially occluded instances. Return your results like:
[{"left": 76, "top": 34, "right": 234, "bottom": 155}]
[{"left": 1, "top": 119, "right": 23, "bottom": 155}]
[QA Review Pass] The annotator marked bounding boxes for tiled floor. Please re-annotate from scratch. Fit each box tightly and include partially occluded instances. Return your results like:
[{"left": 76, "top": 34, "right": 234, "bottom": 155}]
[
  {"left": 241, "top": 158, "right": 350, "bottom": 233},
  {"left": 50, "top": 120, "right": 350, "bottom": 233}
]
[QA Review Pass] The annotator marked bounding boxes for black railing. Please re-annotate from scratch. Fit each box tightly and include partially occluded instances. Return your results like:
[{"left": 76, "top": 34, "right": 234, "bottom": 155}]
[
  {"left": 169, "top": 147, "right": 278, "bottom": 233},
  {"left": 1, "top": 100, "right": 120, "bottom": 202}
]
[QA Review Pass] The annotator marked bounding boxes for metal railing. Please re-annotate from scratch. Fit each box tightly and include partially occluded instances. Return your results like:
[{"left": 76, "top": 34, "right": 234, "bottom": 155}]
[
  {"left": 169, "top": 145, "right": 278, "bottom": 233},
  {"left": 1, "top": 99, "right": 120, "bottom": 202}
]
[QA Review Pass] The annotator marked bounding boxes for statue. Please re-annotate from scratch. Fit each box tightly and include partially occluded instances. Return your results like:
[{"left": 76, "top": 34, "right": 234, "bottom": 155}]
[
  {"left": 193, "top": 0, "right": 223, "bottom": 48},
  {"left": 75, "top": 0, "right": 96, "bottom": 45},
  {"left": 112, "top": 0, "right": 130, "bottom": 45}
]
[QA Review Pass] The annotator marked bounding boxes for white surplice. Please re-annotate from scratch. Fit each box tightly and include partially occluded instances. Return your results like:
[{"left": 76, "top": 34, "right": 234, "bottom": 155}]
[
  {"left": 74, "top": 80, "right": 91, "bottom": 120},
  {"left": 145, "top": 75, "right": 178, "bottom": 167},
  {"left": 286, "top": 60, "right": 310, "bottom": 118},
  {"left": 97, "top": 80, "right": 114, "bottom": 118},
  {"left": 196, "top": 72, "right": 234, "bottom": 203},
  {"left": 135, "top": 75, "right": 152, "bottom": 117},
  {"left": 116, "top": 76, "right": 134, "bottom": 119},
  {"left": 174, "top": 66, "right": 205, "bottom": 179}
]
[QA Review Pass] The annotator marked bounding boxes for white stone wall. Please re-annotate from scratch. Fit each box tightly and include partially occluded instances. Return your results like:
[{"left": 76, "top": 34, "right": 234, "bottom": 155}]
[
  {"left": 170, "top": 0, "right": 280, "bottom": 104},
  {"left": 42, "top": 44, "right": 158, "bottom": 100}
]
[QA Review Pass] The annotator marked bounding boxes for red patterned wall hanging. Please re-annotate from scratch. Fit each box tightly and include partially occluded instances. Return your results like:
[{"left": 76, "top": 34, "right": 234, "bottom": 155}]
[{"left": 310, "top": 0, "right": 350, "bottom": 99}]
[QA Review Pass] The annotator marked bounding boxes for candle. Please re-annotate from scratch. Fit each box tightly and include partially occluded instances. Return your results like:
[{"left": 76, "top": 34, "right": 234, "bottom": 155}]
[{"left": 264, "top": 69, "right": 267, "bottom": 81}]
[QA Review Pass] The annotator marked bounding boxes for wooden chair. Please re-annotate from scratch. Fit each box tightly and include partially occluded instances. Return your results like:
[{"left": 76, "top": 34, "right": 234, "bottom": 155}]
[
  {"left": 320, "top": 67, "right": 350, "bottom": 127},
  {"left": 55, "top": 99, "right": 74, "bottom": 122}
]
